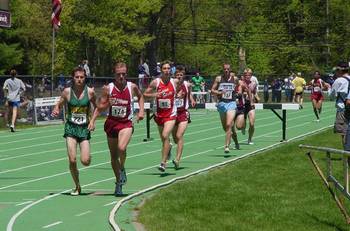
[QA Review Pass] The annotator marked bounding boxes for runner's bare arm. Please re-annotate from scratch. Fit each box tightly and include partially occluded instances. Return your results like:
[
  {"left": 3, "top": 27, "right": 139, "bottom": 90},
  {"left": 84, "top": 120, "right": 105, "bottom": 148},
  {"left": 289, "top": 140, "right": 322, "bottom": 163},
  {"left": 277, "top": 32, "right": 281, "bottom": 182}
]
[
  {"left": 187, "top": 82, "right": 196, "bottom": 108},
  {"left": 132, "top": 83, "right": 144, "bottom": 122},
  {"left": 52, "top": 88, "right": 68, "bottom": 117},
  {"left": 88, "top": 87, "right": 97, "bottom": 131},
  {"left": 211, "top": 76, "right": 223, "bottom": 96},
  {"left": 143, "top": 79, "right": 158, "bottom": 98}
]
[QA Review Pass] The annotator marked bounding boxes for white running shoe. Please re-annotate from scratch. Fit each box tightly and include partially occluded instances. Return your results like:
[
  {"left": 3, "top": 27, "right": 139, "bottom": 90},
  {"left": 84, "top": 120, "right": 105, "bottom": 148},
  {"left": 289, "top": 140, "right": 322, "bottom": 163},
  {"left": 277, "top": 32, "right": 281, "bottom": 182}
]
[{"left": 224, "top": 146, "right": 230, "bottom": 153}]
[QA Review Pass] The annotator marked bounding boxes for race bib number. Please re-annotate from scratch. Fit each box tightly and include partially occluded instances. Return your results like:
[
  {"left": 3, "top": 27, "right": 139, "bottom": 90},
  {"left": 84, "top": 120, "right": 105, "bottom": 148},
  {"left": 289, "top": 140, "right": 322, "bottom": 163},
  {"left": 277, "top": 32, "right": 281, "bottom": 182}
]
[
  {"left": 222, "top": 91, "right": 233, "bottom": 99},
  {"left": 111, "top": 106, "right": 127, "bottom": 118},
  {"left": 158, "top": 99, "right": 171, "bottom": 109},
  {"left": 313, "top": 86, "right": 321, "bottom": 92},
  {"left": 175, "top": 98, "right": 184, "bottom": 107},
  {"left": 71, "top": 113, "right": 87, "bottom": 125},
  {"left": 218, "top": 83, "right": 234, "bottom": 91}
]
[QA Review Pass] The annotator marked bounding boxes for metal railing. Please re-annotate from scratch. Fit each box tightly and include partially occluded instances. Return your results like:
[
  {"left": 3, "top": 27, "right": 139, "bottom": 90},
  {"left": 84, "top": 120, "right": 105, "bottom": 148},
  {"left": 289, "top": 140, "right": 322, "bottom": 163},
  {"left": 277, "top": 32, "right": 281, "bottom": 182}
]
[{"left": 299, "top": 144, "right": 350, "bottom": 224}]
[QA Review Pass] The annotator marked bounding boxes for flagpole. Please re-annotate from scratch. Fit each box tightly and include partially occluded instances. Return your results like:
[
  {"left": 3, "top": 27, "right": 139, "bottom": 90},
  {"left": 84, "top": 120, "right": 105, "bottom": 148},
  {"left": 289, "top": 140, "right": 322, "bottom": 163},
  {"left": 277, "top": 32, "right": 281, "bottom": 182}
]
[{"left": 51, "top": 27, "right": 55, "bottom": 97}]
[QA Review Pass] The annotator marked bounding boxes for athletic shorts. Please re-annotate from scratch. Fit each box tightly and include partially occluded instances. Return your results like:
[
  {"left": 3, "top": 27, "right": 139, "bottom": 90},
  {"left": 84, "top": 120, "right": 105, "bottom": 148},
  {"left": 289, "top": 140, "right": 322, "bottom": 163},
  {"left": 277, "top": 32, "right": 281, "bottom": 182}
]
[
  {"left": 8, "top": 101, "right": 20, "bottom": 108},
  {"left": 310, "top": 93, "right": 324, "bottom": 101},
  {"left": 63, "top": 122, "right": 91, "bottom": 142},
  {"left": 217, "top": 101, "right": 237, "bottom": 113},
  {"left": 334, "top": 111, "right": 348, "bottom": 135},
  {"left": 244, "top": 102, "right": 255, "bottom": 117},
  {"left": 235, "top": 106, "right": 245, "bottom": 117},
  {"left": 295, "top": 92, "right": 303, "bottom": 96},
  {"left": 176, "top": 110, "right": 191, "bottom": 124},
  {"left": 104, "top": 118, "right": 133, "bottom": 138},
  {"left": 154, "top": 116, "right": 176, "bottom": 126}
]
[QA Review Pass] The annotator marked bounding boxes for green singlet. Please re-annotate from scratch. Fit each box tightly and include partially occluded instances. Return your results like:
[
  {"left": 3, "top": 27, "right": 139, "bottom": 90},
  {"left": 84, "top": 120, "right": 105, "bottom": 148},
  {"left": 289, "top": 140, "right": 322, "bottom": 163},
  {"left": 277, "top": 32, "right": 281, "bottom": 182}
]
[{"left": 63, "top": 86, "right": 91, "bottom": 142}]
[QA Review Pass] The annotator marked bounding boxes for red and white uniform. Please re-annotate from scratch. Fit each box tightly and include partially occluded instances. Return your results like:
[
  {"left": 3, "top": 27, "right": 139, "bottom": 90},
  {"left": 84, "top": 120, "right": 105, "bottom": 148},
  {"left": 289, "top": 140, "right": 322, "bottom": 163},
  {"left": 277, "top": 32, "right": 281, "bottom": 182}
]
[
  {"left": 310, "top": 78, "right": 324, "bottom": 101},
  {"left": 154, "top": 78, "right": 177, "bottom": 125},
  {"left": 175, "top": 81, "right": 190, "bottom": 124},
  {"left": 104, "top": 81, "right": 133, "bottom": 137}
]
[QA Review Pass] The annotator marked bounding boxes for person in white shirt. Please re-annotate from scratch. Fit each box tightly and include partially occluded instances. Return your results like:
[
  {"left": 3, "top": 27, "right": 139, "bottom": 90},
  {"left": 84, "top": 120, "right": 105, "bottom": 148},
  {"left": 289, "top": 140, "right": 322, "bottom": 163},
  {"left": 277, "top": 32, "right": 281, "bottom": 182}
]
[{"left": 329, "top": 62, "right": 350, "bottom": 145}]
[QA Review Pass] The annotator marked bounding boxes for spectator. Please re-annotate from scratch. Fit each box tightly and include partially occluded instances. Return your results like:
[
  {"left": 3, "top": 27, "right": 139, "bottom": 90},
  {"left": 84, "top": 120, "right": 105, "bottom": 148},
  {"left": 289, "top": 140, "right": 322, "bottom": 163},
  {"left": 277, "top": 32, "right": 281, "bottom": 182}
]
[
  {"left": 263, "top": 79, "right": 269, "bottom": 102},
  {"left": 191, "top": 71, "right": 205, "bottom": 103},
  {"left": 271, "top": 78, "right": 282, "bottom": 103},
  {"left": 138, "top": 61, "right": 145, "bottom": 90},
  {"left": 284, "top": 74, "right": 294, "bottom": 102}
]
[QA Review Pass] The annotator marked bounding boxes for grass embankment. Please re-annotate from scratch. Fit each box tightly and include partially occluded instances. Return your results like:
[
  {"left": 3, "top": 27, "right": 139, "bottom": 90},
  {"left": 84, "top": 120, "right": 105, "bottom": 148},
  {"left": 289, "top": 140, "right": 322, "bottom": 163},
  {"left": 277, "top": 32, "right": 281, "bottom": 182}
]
[{"left": 138, "top": 129, "right": 350, "bottom": 231}]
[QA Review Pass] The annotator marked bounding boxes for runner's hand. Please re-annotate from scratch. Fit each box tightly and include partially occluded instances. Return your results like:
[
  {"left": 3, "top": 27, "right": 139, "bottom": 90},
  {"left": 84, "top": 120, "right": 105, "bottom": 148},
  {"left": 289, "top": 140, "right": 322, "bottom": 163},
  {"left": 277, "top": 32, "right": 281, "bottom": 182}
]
[
  {"left": 136, "top": 112, "right": 144, "bottom": 123},
  {"left": 88, "top": 121, "right": 95, "bottom": 131}
]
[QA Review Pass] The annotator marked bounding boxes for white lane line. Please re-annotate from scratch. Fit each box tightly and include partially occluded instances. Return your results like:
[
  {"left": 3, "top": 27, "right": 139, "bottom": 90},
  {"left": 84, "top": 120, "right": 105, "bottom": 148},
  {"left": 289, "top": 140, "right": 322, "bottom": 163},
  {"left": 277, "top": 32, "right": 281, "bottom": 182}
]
[
  {"left": 15, "top": 201, "right": 33, "bottom": 206},
  {"left": 6, "top": 121, "right": 333, "bottom": 231},
  {"left": 75, "top": 210, "right": 92, "bottom": 217},
  {"left": 42, "top": 221, "right": 62, "bottom": 229}
]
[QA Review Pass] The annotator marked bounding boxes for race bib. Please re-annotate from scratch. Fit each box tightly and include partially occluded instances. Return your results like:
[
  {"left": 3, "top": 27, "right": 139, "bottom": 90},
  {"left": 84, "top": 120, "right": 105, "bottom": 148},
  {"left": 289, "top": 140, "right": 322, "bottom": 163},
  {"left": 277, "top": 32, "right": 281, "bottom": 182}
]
[
  {"left": 218, "top": 83, "right": 234, "bottom": 91},
  {"left": 175, "top": 98, "right": 184, "bottom": 107},
  {"left": 71, "top": 113, "right": 87, "bottom": 125},
  {"left": 222, "top": 91, "right": 233, "bottom": 99},
  {"left": 313, "top": 86, "right": 321, "bottom": 92},
  {"left": 158, "top": 99, "right": 171, "bottom": 109},
  {"left": 111, "top": 106, "right": 127, "bottom": 118}
]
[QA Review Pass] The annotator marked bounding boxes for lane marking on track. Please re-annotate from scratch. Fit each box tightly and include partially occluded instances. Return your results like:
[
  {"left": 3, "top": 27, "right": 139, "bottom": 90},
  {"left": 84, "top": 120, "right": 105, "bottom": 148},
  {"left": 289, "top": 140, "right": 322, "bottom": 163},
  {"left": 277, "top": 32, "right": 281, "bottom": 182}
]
[
  {"left": 6, "top": 120, "right": 333, "bottom": 231},
  {"left": 15, "top": 201, "right": 33, "bottom": 206},
  {"left": 75, "top": 210, "right": 92, "bottom": 217},
  {"left": 42, "top": 221, "right": 62, "bottom": 229}
]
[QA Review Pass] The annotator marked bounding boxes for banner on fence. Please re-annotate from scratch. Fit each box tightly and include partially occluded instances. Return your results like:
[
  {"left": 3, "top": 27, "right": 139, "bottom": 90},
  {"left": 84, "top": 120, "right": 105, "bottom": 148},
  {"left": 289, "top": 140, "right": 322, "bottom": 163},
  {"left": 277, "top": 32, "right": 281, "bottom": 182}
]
[{"left": 34, "top": 97, "right": 64, "bottom": 125}]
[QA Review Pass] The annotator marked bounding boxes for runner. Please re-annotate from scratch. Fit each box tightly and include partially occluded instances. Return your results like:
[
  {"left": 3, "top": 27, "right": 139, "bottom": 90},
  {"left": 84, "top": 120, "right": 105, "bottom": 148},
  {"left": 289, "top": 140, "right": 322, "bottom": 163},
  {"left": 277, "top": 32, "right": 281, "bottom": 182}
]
[
  {"left": 172, "top": 65, "right": 196, "bottom": 169},
  {"left": 90, "top": 62, "right": 144, "bottom": 196},
  {"left": 211, "top": 63, "right": 239, "bottom": 153},
  {"left": 308, "top": 71, "right": 330, "bottom": 122},
  {"left": 292, "top": 72, "right": 306, "bottom": 108},
  {"left": 2, "top": 69, "right": 26, "bottom": 132},
  {"left": 52, "top": 66, "right": 97, "bottom": 196},
  {"left": 143, "top": 60, "right": 181, "bottom": 172},
  {"left": 242, "top": 68, "right": 257, "bottom": 145},
  {"left": 233, "top": 76, "right": 252, "bottom": 145}
]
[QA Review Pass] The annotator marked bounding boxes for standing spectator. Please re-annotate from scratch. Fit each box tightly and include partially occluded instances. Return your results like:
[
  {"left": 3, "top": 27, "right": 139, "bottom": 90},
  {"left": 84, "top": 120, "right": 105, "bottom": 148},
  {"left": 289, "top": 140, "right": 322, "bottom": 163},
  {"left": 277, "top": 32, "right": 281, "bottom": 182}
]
[
  {"left": 143, "top": 59, "right": 150, "bottom": 87},
  {"left": 82, "top": 60, "right": 91, "bottom": 87},
  {"left": 271, "top": 78, "right": 282, "bottom": 102},
  {"left": 138, "top": 61, "right": 145, "bottom": 90},
  {"left": 284, "top": 75, "right": 294, "bottom": 102},
  {"left": 263, "top": 79, "right": 269, "bottom": 102},
  {"left": 292, "top": 72, "right": 306, "bottom": 108},
  {"left": 3, "top": 69, "right": 26, "bottom": 132},
  {"left": 329, "top": 62, "right": 350, "bottom": 146},
  {"left": 191, "top": 71, "right": 205, "bottom": 103}
]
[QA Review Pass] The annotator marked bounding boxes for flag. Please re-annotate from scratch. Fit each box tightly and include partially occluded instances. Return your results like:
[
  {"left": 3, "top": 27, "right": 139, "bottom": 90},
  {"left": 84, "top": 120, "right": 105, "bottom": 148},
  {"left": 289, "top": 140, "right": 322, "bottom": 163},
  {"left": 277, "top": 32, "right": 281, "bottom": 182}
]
[{"left": 51, "top": 0, "right": 62, "bottom": 30}]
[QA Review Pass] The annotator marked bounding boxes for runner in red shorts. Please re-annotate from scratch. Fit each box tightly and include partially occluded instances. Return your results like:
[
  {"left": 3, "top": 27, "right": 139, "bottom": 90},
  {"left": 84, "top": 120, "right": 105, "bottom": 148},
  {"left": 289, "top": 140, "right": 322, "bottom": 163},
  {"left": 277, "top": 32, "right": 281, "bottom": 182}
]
[
  {"left": 143, "top": 61, "right": 181, "bottom": 172},
  {"left": 90, "top": 62, "right": 144, "bottom": 196},
  {"left": 309, "top": 71, "right": 330, "bottom": 122},
  {"left": 171, "top": 65, "right": 195, "bottom": 169}
]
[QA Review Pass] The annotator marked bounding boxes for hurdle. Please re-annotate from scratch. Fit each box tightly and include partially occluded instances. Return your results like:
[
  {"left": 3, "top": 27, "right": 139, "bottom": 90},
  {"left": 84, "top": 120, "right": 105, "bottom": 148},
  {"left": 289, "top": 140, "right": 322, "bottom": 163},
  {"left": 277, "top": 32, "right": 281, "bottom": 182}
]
[
  {"left": 133, "top": 102, "right": 152, "bottom": 142},
  {"left": 204, "top": 103, "right": 300, "bottom": 141},
  {"left": 299, "top": 144, "right": 350, "bottom": 224}
]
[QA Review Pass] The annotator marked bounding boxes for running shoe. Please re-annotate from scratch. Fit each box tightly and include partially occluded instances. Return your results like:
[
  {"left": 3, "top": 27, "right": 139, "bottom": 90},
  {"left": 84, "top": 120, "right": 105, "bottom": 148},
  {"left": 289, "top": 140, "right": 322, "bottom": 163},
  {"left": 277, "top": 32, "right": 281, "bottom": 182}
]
[
  {"left": 10, "top": 125, "right": 15, "bottom": 133},
  {"left": 224, "top": 146, "right": 230, "bottom": 153},
  {"left": 172, "top": 159, "right": 180, "bottom": 170},
  {"left": 235, "top": 144, "right": 240, "bottom": 150},
  {"left": 167, "top": 143, "right": 173, "bottom": 160},
  {"left": 120, "top": 168, "right": 127, "bottom": 185},
  {"left": 158, "top": 163, "right": 166, "bottom": 172},
  {"left": 114, "top": 182, "right": 123, "bottom": 197},
  {"left": 247, "top": 140, "right": 254, "bottom": 145},
  {"left": 70, "top": 187, "right": 81, "bottom": 196}
]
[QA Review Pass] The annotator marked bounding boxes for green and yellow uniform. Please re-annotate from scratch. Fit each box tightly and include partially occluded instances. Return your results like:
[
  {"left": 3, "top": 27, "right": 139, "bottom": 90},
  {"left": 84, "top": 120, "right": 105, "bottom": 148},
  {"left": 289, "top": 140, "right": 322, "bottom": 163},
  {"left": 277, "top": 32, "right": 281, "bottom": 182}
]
[{"left": 63, "top": 86, "right": 91, "bottom": 142}]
